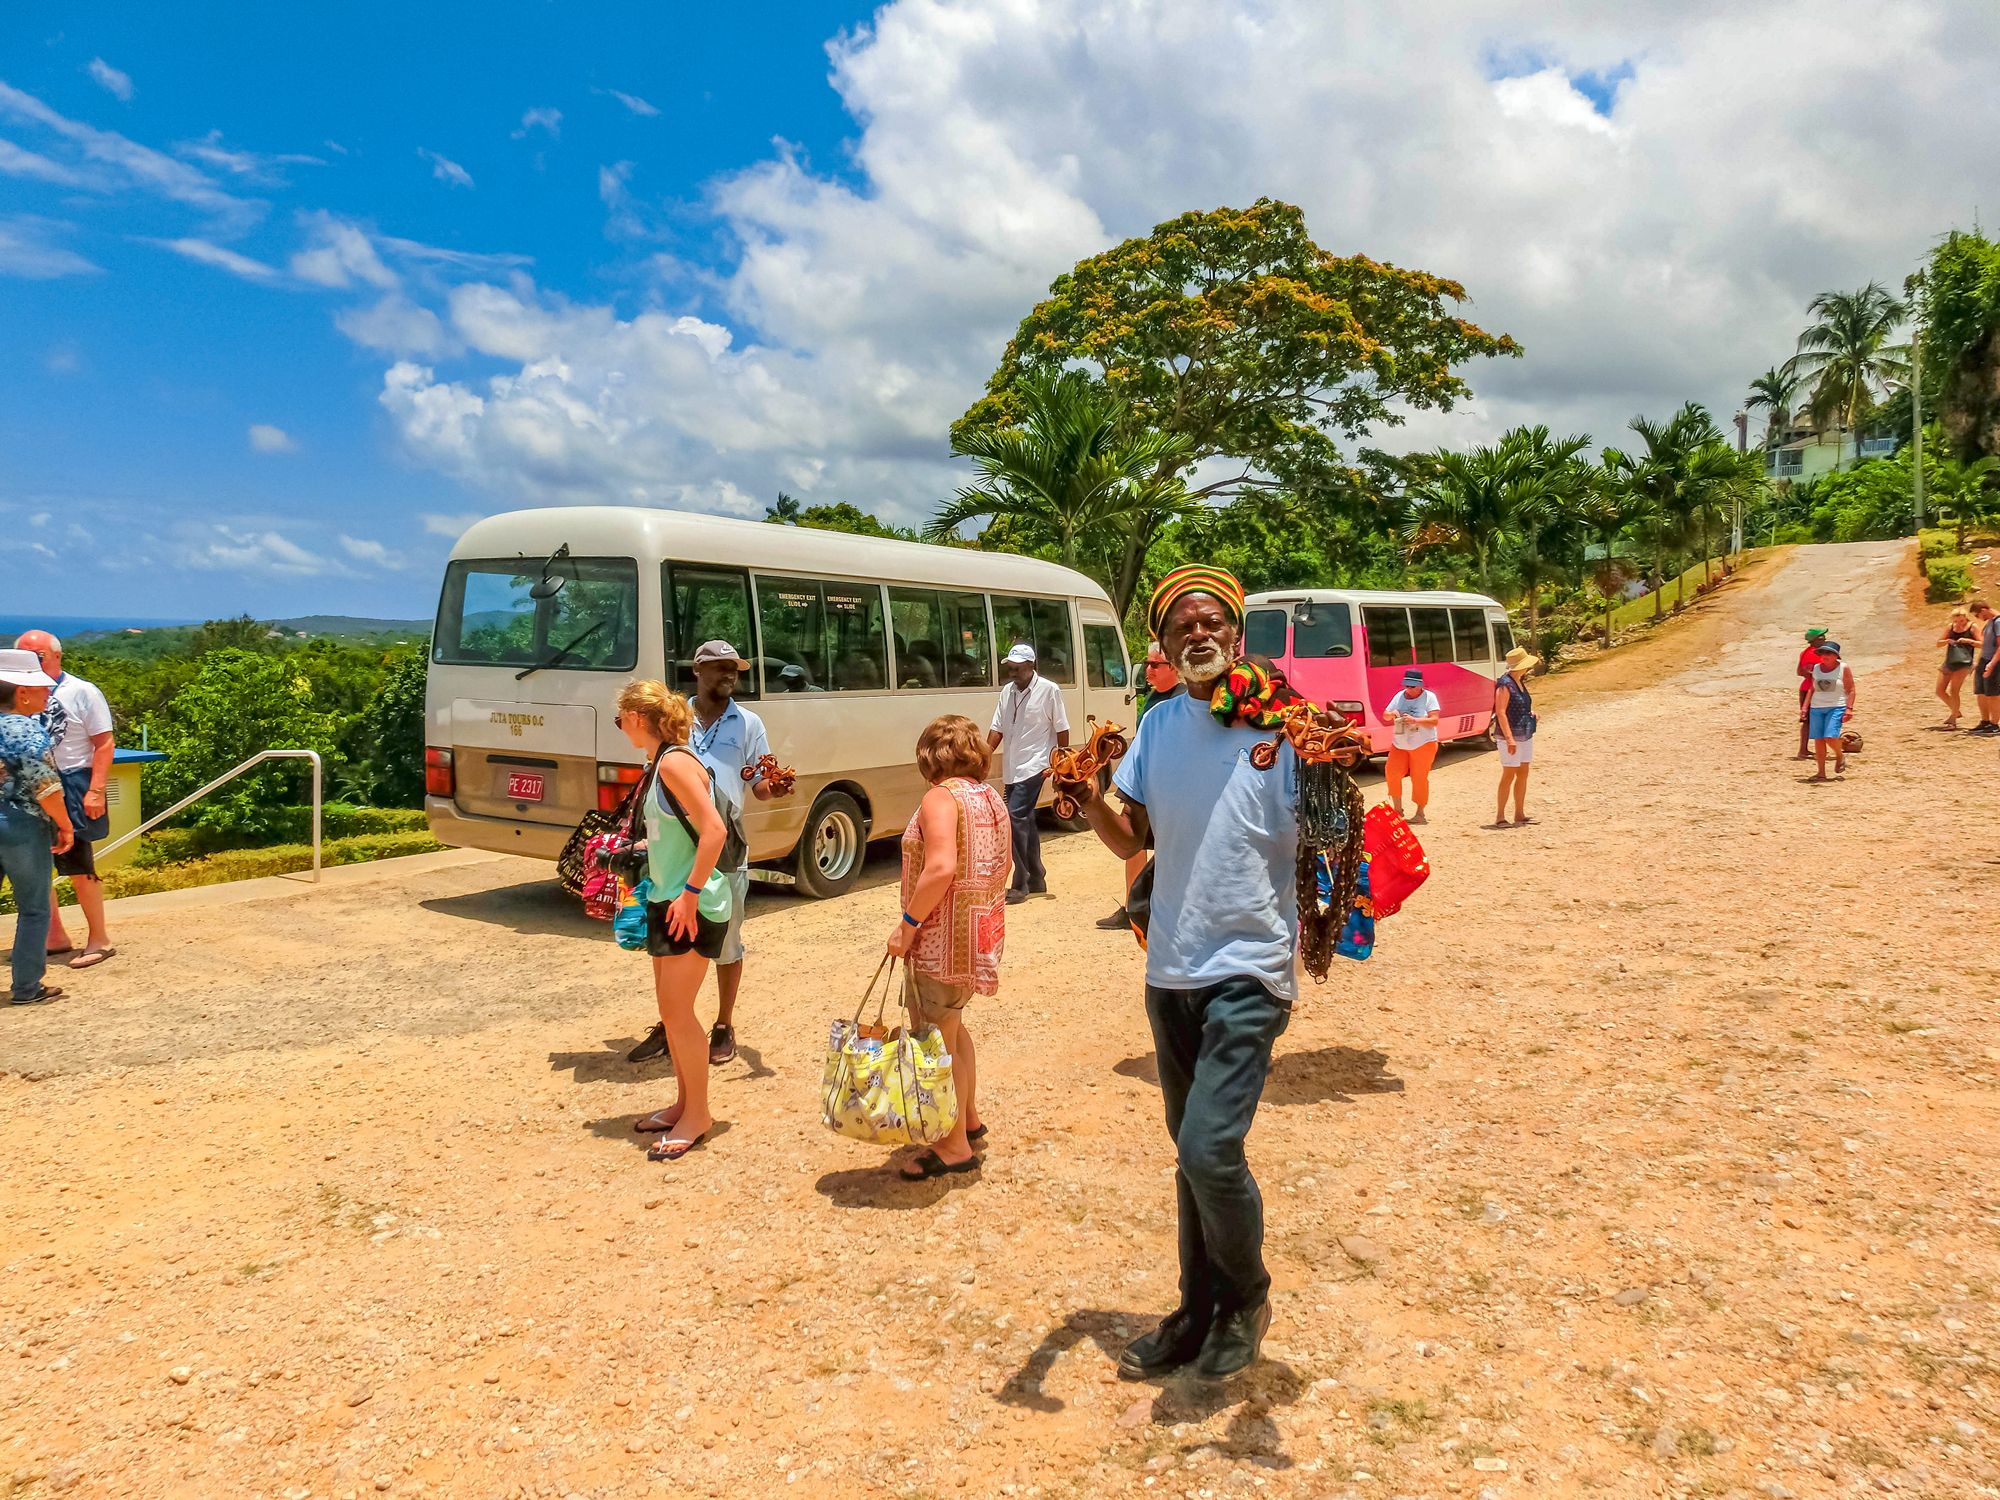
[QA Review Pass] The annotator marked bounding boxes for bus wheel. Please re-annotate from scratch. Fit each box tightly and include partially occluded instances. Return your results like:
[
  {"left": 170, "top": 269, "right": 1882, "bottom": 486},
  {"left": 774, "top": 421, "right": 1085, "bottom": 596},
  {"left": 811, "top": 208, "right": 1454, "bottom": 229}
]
[{"left": 793, "top": 789, "right": 866, "bottom": 898}]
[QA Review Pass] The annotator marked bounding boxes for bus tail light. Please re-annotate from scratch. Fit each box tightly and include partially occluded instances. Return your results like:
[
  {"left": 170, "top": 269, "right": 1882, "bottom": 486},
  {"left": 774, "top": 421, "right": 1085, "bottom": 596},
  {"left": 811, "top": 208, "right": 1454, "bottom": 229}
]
[
  {"left": 1329, "top": 700, "right": 1366, "bottom": 722},
  {"left": 597, "top": 762, "right": 643, "bottom": 813},
  {"left": 424, "top": 747, "right": 455, "bottom": 798}
]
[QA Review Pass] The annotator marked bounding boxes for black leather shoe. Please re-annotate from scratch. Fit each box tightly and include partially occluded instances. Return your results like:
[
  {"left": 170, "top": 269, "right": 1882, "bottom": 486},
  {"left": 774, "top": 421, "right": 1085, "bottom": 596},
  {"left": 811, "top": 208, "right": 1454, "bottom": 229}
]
[
  {"left": 1094, "top": 908, "right": 1130, "bottom": 930},
  {"left": 1118, "top": 1306, "right": 1211, "bottom": 1380},
  {"left": 1194, "top": 1300, "right": 1270, "bottom": 1380},
  {"left": 626, "top": 1023, "right": 668, "bottom": 1063},
  {"left": 1005, "top": 890, "right": 1028, "bottom": 906}
]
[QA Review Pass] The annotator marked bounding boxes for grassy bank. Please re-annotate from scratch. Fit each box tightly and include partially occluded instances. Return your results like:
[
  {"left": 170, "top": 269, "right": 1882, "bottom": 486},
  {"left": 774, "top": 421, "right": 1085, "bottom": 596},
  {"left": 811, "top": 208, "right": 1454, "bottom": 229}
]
[{"left": 1, "top": 826, "right": 445, "bottom": 914}]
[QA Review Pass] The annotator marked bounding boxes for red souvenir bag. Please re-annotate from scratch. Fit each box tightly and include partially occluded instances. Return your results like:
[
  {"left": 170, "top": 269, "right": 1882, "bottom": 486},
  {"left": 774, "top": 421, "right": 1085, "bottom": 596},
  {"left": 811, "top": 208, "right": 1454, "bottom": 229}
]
[{"left": 1361, "top": 804, "right": 1430, "bottom": 918}]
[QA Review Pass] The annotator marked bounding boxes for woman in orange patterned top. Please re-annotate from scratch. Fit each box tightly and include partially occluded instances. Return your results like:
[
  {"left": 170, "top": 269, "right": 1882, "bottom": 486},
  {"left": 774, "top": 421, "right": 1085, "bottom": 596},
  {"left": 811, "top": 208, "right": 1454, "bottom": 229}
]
[{"left": 885, "top": 713, "right": 1011, "bottom": 1179}]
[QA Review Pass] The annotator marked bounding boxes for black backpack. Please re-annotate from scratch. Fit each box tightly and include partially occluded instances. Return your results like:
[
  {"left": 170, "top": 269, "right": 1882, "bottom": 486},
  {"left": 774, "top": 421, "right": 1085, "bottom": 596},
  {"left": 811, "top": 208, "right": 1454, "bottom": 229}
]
[{"left": 655, "top": 745, "right": 748, "bottom": 871}]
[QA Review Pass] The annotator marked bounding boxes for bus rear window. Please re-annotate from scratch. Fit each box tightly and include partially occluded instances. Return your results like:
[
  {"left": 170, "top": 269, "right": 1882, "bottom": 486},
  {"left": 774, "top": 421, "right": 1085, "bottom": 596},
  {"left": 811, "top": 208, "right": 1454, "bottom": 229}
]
[{"left": 434, "top": 557, "right": 639, "bottom": 670}]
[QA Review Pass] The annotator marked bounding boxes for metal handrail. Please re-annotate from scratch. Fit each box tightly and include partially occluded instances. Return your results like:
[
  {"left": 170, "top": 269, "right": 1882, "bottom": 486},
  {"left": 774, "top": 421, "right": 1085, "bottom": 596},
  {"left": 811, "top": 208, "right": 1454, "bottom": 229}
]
[{"left": 95, "top": 750, "right": 323, "bottom": 882}]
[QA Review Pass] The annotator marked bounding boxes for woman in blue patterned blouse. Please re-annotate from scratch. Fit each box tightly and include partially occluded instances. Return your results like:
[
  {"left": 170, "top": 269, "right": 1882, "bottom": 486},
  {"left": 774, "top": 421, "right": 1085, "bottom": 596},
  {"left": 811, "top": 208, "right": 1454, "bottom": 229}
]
[{"left": 0, "top": 649, "right": 76, "bottom": 1005}]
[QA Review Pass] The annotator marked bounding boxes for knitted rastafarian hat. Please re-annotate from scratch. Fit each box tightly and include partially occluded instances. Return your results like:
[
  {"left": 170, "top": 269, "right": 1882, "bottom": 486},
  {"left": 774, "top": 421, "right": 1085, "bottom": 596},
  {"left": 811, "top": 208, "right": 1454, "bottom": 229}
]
[{"left": 1148, "top": 564, "right": 1245, "bottom": 639}]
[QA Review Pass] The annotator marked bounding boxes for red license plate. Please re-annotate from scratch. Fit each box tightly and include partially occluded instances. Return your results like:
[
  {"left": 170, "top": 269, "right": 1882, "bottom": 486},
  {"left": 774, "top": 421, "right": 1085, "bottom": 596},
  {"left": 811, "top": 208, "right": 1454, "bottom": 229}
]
[{"left": 505, "top": 771, "right": 546, "bottom": 803}]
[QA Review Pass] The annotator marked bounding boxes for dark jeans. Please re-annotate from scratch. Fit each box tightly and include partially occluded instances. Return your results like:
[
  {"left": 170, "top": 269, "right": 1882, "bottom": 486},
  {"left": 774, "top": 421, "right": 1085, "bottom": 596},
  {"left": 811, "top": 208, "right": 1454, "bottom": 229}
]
[
  {"left": 1145, "top": 976, "right": 1290, "bottom": 1316},
  {"left": 0, "top": 805, "right": 54, "bottom": 1000},
  {"left": 1004, "top": 773, "right": 1046, "bottom": 893}
]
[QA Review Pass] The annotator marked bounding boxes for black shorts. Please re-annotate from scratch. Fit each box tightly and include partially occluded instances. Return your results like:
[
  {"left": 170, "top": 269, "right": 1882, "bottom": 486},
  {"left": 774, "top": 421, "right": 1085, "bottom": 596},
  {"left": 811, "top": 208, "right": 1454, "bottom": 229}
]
[
  {"left": 1979, "top": 660, "right": 2000, "bottom": 697},
  {"left": 643, "top": 901, "right": 728, "bottom": 959},
  {"left": 54, "top": 838, "right": 97, "bottom": 880}
]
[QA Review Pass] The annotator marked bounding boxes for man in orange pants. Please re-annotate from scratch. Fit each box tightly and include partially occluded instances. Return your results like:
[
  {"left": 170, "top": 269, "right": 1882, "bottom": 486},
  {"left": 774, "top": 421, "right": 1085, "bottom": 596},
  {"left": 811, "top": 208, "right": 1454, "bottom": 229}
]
[{"left": 1383, "top": 667, "right": 1441, "bottom": 825}]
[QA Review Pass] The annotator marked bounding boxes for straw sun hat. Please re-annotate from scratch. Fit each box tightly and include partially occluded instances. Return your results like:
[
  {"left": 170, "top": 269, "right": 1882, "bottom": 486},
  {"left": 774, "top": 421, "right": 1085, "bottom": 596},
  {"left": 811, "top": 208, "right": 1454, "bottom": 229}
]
[{"left": 1503, "top": 645, "right": 1541, "bottom": 675}]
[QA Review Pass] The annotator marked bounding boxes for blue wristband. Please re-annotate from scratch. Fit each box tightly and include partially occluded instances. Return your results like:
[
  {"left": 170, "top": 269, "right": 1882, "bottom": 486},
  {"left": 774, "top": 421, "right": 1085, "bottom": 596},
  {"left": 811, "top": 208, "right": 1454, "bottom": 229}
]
[
  {"left": 901, "top": 911, "right": 921, "bottom": 927},
  {"left": 684, "top": 881, "right": 703, "bottom": 896}
]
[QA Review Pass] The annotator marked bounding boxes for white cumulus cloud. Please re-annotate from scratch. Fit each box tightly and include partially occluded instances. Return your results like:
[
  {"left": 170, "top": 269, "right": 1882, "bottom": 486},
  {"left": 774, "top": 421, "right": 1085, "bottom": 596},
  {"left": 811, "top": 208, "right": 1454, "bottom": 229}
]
[
  {"left": 0, "top": 216, "right": 99, "bottom": 278},
  {"left": 513, "top": 107, "right": 562, "bottom": 140},
  {"left": 85, "top": 58, "right": 134, "bottom": 102},
  {"left": 418, "top": 147, "right": 474, "bottom": 189},
  {"left": 338, "top": 534, "right": 406, "bottom": 569},
  {"left": 340, "top": 0, "right": 2000, "bottom": 528},
  {"left": 607, "top": 89, "right": 659, "bottom": 118},
  {"left": 152, "top": 236, "right": 281, "bottom": 282},
  {"left": 0, "top": 82, "right": 252, "bottom": 225},
  {"left": 248, "top": 422, "right": 297, "bottom": 453},
  {"left": 289, "top": 211, "right": 398, "bottom": 289}
]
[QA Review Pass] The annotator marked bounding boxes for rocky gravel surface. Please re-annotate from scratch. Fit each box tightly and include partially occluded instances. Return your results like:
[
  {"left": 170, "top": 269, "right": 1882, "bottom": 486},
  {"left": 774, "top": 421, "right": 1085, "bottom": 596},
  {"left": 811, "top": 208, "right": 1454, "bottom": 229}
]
[{"left": 3, "top": 541, "right": 1996, "bottom": 1499}]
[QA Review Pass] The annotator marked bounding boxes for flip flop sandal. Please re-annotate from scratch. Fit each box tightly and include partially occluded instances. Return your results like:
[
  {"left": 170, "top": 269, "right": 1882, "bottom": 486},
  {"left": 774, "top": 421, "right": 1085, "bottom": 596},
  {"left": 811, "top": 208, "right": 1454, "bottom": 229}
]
[
  {"left": 10, "top": 987, "right": 63, "bottom": 1006},
  {"left": 899, "top": 1151, "right": 980, "bottom": 1182},
  {"left": 967, "top": 1124, "right": 988, "bottom": 1144},
  {"left": 647, "top": 1133, "right": 707, "bottom": 1162},
  {"left": 68, "top": 946, "right": 116, "bottom": 970},
  {"left": 634, "top": 1110, "right": 678, "bottom": 1134}
]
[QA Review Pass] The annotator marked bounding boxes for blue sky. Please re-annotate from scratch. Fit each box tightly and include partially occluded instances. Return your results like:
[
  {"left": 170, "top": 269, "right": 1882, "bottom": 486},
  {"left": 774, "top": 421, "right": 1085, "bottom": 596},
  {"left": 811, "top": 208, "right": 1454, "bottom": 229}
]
[
  {"left": 2, "top": 1, "right": 873, "bottom": 620},
  {"left": 5, "top": 1, "right": 1992, "bottom": 624}
]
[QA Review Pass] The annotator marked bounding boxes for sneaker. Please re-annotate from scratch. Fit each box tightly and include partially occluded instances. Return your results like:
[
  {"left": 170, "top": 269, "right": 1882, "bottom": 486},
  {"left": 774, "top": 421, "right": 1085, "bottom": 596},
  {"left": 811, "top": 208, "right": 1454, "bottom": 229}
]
[
  {"left": 1095, "top": 908, "right": 1131, "bottom": 930},
  {"left": 708, "top": 1023, "right": 737, "bottom": 1067},
  {"left": 1974, "top": 722, "right": 2000, "bottom": 736},
  {"left": 626, "top": 1022, "right": 668, "bottom": 1063}
]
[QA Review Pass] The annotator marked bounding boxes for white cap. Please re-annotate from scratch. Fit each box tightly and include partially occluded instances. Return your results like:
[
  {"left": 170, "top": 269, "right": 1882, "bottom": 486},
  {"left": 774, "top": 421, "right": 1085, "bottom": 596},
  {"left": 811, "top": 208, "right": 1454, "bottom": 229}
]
[
  {"left": 0, "top": 649, "right": 55, "bottom": 689},
  {"left": 1003, "top": 643, "right": 1036, "bottom": 665}
]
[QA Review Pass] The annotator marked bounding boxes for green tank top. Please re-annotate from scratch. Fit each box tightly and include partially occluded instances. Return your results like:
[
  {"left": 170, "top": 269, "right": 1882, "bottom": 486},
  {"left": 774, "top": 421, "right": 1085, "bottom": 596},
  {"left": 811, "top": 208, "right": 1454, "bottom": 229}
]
[{"left": 643, "top": 749, "right": 734, "bottom": 921}]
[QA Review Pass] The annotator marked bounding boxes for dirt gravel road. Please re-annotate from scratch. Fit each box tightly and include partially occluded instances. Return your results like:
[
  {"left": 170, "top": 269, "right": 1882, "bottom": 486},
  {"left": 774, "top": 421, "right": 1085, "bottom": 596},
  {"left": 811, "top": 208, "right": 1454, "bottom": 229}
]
[{"left": 4, "top": 541, "right": 1997, "bottom": 1500}]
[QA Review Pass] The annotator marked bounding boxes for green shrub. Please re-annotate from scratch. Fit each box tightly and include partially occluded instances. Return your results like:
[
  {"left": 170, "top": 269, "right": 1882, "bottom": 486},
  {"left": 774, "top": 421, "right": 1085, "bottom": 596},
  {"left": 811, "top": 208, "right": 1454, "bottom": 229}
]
[
  {"left": 1533, "top": 614, "right": 1581, "bottom": 663},
  {"left": 1771, "top": 523, "right": 1814, "bottom": 544},
  {"left": 1925, "top": 556, "right": 1973, "bottom": 602},
  {"left": 148, "top": 801, "right": 430, "bottom": 856}
]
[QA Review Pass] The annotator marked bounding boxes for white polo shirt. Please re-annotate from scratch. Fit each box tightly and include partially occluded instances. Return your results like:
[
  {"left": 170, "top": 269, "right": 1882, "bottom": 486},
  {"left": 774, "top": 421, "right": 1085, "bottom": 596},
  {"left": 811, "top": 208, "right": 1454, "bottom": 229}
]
[
  {"left": 44, "top": 672, "right": 114, "bottom": 774},
  {"left": 989, "top": 673, "right": 1069, "bottom": 787}
]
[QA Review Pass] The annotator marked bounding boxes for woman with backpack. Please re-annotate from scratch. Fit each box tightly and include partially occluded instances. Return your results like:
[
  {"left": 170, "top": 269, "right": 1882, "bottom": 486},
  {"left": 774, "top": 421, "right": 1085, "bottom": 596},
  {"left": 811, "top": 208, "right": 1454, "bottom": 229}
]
[{"left": 615, "top": 679, "right": 734, "bottom": 1162}]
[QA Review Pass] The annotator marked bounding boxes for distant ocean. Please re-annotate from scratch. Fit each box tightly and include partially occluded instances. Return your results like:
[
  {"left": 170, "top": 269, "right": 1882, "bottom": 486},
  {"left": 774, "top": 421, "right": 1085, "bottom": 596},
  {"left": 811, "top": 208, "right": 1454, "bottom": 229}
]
[{"left": 0, "top": 615, "right": 191, "bottom": 641}]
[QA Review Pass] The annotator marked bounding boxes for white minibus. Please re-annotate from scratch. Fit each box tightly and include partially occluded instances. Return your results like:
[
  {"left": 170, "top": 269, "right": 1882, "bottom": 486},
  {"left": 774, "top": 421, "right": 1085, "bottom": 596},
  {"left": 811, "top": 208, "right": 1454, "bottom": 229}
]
[{"left": 424, "top": 507, "right": 1134, "bottom": 896}]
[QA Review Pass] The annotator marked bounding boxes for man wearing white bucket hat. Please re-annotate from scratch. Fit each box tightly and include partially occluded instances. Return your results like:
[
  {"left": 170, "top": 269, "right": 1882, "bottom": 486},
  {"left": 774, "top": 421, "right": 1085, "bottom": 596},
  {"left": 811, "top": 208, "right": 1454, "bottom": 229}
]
[
  {"left": 987, "top": 642, "right": 1069, "bottom": 906},
  {"left": 0, "top": 649, "right": 77, "bottom": 1005}
]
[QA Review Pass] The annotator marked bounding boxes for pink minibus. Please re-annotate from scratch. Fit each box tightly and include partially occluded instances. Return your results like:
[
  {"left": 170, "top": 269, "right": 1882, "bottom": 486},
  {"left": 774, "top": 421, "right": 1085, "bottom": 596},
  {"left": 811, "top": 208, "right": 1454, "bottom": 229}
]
[{"left": 1243, "top": 589, "right": 1516, "bottom": 755}]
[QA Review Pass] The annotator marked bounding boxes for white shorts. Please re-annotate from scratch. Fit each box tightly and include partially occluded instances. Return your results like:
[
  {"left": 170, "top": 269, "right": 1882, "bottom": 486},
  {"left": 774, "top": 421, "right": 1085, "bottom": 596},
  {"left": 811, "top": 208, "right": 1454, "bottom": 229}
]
[{"left": 1499, "top": 736, "right": 1534, "bottom": 767}]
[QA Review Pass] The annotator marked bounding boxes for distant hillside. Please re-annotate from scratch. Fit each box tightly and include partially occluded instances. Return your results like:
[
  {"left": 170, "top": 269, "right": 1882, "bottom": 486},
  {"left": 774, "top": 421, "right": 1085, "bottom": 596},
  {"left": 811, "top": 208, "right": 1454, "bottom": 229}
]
[{"left": 272, "top": 616, "right": 432, "bottom": 639}]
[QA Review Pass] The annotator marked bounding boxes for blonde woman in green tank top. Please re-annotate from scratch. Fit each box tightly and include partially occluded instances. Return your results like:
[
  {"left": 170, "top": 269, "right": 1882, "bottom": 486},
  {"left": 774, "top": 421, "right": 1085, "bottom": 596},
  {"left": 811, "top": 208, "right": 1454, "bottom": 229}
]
[{"left": 616, "top": 680, "right": 731, "bottom": 1162}]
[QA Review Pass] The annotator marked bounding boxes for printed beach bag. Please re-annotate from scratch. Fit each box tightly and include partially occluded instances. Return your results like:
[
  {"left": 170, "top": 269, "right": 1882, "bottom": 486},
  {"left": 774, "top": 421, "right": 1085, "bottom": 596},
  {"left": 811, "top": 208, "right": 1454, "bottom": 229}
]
[
  {"left": 820, "top": 958, "right": 959, "bottom": 1147},
  {"left": 579, "top": 830, "right": 631, "bottom": 920},
  {"left": 612, "top": 876, "right": 652, "bottom": 952}
]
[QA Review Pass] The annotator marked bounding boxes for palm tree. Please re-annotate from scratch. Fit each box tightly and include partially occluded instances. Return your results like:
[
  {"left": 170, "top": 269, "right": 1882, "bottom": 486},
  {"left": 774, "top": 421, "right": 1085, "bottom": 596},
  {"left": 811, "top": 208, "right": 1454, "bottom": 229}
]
[
  {"left": 1604, "top": 403, "right": 1724, "bottom": 617},
  {"left": 765, "top": 492, "right": 803, "bottom": 524},
  {"left": 1497, "top": 425, "right": 1593, "bottom": 637},
  {"left": 929, "top": 369, "right": 1194, "bottom": 619},
  {"left": 1744, "top": 364, "right": 1805, "bottom": 448},
  {"left": 1402, "top": 444, "right": 1525, "bottom": 595},
  {"left": 1793, "top": 283, "right": 1908, "bottom": 466},
  {"left": 1935, "top": 453, "right": 2000, "bottom": 549},
  {"left": 1581, "top": 465, "right": 1650, "bottom": 643}
]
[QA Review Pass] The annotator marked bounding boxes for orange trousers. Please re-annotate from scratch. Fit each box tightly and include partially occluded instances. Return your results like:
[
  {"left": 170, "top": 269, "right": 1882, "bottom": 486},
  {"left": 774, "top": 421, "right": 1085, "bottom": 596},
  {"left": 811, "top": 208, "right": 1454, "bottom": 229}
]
[{"left": 1385, "top": 740, "right": 1437, "bottom": 808}]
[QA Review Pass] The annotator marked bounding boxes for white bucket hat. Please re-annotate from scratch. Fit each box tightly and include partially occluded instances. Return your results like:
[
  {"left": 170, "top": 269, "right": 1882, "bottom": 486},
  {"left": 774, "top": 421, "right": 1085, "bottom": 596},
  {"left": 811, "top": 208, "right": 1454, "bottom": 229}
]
[{"left": 0, "top": 648, "right": 56, "bottom": 688}]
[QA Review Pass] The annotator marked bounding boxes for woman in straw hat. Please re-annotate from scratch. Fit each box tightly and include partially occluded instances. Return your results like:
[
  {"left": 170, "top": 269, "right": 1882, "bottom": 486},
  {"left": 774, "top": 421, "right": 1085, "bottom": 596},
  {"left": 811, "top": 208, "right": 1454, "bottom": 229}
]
[
  {"left": 0, "top": 649, "right": 77, "bottom": 1005},
  {"left": 1490, "top": 645, "right": 1539, "bottom": 829}
]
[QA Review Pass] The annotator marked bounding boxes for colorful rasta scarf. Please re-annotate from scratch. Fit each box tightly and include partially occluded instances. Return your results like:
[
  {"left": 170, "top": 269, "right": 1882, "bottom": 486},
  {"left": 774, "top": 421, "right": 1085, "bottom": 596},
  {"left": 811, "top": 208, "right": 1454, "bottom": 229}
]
[
  {"left": 1208, "top": 658, "right": 1304, "bottom": 730},
  {"left": 1148, "top": 564, "right": 1246, "bottom": 639}
]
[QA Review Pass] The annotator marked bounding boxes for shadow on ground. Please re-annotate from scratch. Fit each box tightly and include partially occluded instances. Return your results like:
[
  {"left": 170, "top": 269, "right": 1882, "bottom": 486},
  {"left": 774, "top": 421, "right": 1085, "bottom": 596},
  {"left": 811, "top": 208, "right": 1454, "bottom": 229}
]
[
  {"left": 1113, "top": 1046, "right": 1402, "bottom": 1106},
  {"left": 813, "top": 1160, "right": 977, "bottom": 1210},
  {"left": 422, "top": 879, "right": 598, "bottom": 937},
  {"left": 997, "top": 1306, "right": 1305, "bottom": 1464}
]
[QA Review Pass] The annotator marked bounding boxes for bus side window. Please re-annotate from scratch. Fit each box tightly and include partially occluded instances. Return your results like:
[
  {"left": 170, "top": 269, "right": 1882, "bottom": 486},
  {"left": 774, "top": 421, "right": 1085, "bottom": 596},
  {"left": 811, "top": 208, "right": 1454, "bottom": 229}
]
[
  {"left": 889, "top": 587, "right": 946, "bottom": 689},
  {"left": 1451, "top": 607, "right": 1491, "bottom": 662},
  {"left": 990, "top": 594, "right": 1034, "bottom": 667},
  {"left": 667, "top": 565, "right": 756, "bottom": 696},
  {"left": 1083, "top": 624, "right": 1128, "bottom": 688},
  {"left": 1489, "top": 616, "right": 1515, "bottom": 657},
  {"left": 945, "top": 592, "right": 993, "bottom": 686},
  {"left": 1362, "top": 605, "right": 1414, "bottom": 668},
  {"left": 1034, "top": 599, "right": 1076, "bottom": 684},
  {"left": 822, "top": 581, "right": 888, "bottom": 692},
  {"left": 1245, "top": 609, "right": 1288, "bottom": 661},
  {"left": 756, "top": 577, "right": 827, "bottom": 693},
  {"left": 1409, "top": 606, "right": 1454, "bottom": 665}
]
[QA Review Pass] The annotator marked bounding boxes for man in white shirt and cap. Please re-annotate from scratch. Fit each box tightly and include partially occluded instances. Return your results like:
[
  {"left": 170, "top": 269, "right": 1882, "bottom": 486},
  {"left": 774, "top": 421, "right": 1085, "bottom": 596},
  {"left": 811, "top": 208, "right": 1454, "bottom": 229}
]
[
  {"left": 16, "top": 630, "right": 115, "bottom": 969},
  {"left": 987, "top": 643, "right": 1069, "bottom": 906}
]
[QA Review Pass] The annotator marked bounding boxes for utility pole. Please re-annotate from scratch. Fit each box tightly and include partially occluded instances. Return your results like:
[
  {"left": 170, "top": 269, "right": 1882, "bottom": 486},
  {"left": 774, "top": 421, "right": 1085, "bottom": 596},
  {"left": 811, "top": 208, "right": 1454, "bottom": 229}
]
[{"left": 1906, "top": 269, "right": 1927, "bottom": 535}]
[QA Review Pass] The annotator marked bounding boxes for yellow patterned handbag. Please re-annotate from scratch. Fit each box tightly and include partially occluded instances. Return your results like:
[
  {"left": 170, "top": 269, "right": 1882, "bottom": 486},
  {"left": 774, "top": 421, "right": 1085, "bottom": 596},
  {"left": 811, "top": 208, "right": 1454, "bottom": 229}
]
[{"left": 819, "top": 958, "right": 959, "bottom": 1147}]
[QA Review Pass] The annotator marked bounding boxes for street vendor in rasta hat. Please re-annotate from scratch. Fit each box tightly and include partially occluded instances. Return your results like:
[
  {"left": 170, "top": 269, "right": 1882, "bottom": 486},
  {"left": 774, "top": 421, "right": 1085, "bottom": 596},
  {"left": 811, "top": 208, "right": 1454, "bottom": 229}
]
[{"left": 1068, "top": 563, "right": 1311, "bottom": 1381}]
